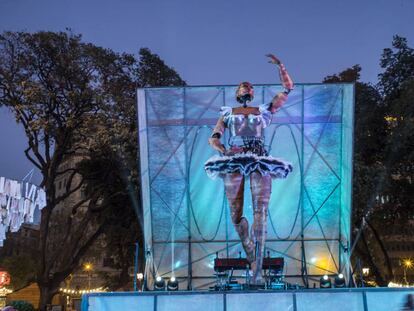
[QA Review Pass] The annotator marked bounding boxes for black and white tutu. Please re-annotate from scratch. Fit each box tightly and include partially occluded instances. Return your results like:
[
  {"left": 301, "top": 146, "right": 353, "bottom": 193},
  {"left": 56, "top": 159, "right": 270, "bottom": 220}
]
[{"left": 204, "top": 152, "right": 292, "bottom": 179}]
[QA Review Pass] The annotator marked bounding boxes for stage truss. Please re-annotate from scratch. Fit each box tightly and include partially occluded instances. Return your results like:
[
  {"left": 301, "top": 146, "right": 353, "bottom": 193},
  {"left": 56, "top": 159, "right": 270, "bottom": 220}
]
[{"left": 137, "top": 83, "right": 354, "bottom": 289}]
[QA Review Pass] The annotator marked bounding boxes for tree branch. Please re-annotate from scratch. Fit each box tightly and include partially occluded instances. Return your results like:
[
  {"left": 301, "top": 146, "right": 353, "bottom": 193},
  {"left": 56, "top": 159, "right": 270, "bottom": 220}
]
[
  {"left": 366, "top": 219, "right": 394, "bottom": 280},
  {"left": 54, "top": 175, "right": 84, "bottom": 205},
  {"left": 24, "top": 146, "right": 42, "bottom": 170}
]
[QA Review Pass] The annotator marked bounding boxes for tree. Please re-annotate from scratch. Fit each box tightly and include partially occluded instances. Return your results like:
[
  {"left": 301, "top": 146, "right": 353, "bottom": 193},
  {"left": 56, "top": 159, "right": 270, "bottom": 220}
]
[
  {"left": 75, "top": 144, "right": 143, "bottom": 291},
  {"left": 8, "top": 300, "right": 35, "bottom": 311},
  {"left": 324, "top": 65, "right": 386, "bottom": 164},
  {"left": 324, "top": 36, "right": 414, "bottom": 286},
  {"left": 324, "top": 65, "right": 393, "bottom": 285},
  {"left": 0, "top": 30, "right": 134, "bottom": 309},
  {"left": 0, "top": 255, "right": 36, "bottom": 290},
  {"left": 0, "top": 31, "right": 185, "bottom": 309},
  {"left": 378, "top": 36, "right": 414, "bottom": 231},
  {"left": 137, "top": 48, "right": 185, "bottom": 87},
  {"left": 378, "top": 35, "right": 414, "bottom": 100},
  {"left": 379, "top": 36, "right": 414, "bottom": 171},
  {"left": 79, "top": 47, "right": 185, "bottom": 290},
  {"left": 377, "top": 38, "right": 414, "bottom": 284}
]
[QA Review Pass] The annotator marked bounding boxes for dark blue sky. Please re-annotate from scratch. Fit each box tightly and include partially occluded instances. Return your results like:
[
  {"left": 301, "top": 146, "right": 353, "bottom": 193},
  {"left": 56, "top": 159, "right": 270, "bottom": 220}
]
[{"left": 1, "top": 0, "right": 414, "bottom": 183}]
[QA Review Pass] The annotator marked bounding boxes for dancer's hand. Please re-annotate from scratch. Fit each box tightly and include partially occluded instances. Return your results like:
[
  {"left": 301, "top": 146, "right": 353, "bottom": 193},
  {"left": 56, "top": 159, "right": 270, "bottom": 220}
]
[
  {"left": 224, "top": 147, "right": 243, "bottom": 156},
  {"left": 208, "top": 137, "right": 226, "bottom": 154},
  {"left": 266, "top": 53, "right": 281, "bottom": 65}
]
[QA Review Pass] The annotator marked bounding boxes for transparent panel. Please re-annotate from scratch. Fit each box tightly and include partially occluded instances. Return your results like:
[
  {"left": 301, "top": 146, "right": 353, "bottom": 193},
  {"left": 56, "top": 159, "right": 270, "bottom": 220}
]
[
  {"left": 138, "top": 84, "right": 354, "bottom": 288},
  {"left": 304, "top": 241, "right": 339, "bottom": 275},
  {"left": 153, "top": 242, "right": 188, "bottom": 278}
]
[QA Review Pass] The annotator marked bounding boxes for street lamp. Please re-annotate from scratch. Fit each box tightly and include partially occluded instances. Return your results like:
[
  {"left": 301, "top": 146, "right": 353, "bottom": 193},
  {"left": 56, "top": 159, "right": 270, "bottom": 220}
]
[
  {"left": 84, "top": 263, "right": 93, "bottom": 289},
  {"left": 404, "top": 259, "right": 413, "bottom": 269},
  {"left": 402, "top": 259, "right": 413, "bottom": 286}
]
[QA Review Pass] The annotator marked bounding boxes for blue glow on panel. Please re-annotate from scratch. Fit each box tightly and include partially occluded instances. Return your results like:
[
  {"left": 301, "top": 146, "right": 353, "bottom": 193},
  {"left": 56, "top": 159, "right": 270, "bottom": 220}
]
[
  {"left": 296, "top": 292, "right": 364, "bottom": 311},
  {"left": 138, "top": 84, "right": 354, "bottom": 287},
  {"left": 227, "top": 292, "right": 294, "bottom": 311},
  {"left": 88, "top": 295, "right": 154, "bottom": 311},
  {"left": 366, "top": 290, "right": 414, "bottom": 311},
  {"left": 157, "top": 294, "right": 223, "bottom": 311},
  {"left": 83, "top": 289, "right": 414, "bottom": 311}
]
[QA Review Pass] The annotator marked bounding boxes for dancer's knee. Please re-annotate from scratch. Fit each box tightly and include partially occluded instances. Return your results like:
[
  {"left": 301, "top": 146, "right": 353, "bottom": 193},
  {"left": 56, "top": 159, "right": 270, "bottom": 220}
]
[
  {"left": 231, "top": 209, "right": 243, "bottom": 224},
  {"left": 252, "top": 199, "right": 269, "bottom": 215}
]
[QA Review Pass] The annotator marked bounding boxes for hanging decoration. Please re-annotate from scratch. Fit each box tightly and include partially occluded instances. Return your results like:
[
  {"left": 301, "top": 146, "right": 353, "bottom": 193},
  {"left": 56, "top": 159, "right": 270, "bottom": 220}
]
[{"left": 0, "top": 177, "right": 46, "bottom": 246}]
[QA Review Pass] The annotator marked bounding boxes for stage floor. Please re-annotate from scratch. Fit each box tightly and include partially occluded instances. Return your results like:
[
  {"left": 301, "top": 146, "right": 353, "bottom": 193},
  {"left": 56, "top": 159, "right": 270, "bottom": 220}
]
[{"left": 81, "top": 287, "right": 414, "bottom": 311}]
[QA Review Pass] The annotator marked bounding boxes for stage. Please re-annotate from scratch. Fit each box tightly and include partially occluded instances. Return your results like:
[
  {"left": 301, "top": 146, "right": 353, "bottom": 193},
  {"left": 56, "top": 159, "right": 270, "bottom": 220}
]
[
  {"left": 81, "top": 287, "right": 414, "bottom": 311},
  {"left": 80, "top": 84, "right": 399, "bottom": 310}
]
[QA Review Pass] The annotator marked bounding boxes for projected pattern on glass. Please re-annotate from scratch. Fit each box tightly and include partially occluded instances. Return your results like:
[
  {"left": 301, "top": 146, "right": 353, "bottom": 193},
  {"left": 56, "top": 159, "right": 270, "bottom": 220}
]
[{"left": 138, "top": 84, "right": 354, "bottom": 289}]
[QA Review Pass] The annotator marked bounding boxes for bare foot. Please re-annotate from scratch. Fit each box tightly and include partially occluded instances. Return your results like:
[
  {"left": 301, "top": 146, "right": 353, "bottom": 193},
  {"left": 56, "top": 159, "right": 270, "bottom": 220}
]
[{"left": 250, "top": 261, "right": 265, "bottom": 285}]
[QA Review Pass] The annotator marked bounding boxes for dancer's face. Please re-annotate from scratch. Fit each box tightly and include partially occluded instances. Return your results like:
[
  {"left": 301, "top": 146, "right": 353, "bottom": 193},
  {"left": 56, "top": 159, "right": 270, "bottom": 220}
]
[{"left": 236, "top": 82, "right": 254, "bottom": 103}]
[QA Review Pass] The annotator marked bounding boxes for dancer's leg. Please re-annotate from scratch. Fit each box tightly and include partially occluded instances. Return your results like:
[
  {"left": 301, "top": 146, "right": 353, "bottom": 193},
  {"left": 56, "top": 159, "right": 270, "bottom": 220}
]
[
  {"left": 250, "top": 171, "right": 272, "bottom": 283},
  {"left": 223, "top": 173, "right": 254, "bottom": 262}
]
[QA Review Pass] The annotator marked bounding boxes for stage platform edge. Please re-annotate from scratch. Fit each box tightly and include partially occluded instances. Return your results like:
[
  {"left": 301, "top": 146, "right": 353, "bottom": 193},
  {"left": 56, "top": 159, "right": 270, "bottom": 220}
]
[{"left": 81, "top": 287, "right": 414, "bottom": 311}]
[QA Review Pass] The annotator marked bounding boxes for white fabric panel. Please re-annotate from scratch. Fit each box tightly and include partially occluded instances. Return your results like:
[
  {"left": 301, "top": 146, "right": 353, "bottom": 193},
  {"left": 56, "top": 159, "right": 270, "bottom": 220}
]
[{"left": 0, "top": 176, "right": 45, "bottom": 245}]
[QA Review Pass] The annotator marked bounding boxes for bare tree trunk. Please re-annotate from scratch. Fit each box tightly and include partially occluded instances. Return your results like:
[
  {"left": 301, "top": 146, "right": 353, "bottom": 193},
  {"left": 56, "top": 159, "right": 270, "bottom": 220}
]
[
  {"left": 361, "top": 231, "right": 387, "bottom": 286},
  {"left": 38, "top": 284, "right": 56, "bottom": 311},
  {"left": 366, "top": 219, "right": 394, "bottom": 281},
  {"left": 118, "top": 264, "right": 130, "bottom": 290}
]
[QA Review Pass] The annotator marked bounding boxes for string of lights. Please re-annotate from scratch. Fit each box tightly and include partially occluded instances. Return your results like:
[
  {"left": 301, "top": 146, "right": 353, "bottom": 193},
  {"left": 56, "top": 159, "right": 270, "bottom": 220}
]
[{"left": 59, "top": 287, "right": 106, "bottom": 296}]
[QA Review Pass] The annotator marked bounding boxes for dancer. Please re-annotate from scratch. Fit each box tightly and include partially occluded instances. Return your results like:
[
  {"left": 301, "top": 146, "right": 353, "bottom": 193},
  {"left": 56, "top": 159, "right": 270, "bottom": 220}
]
[{"left": 205, "top": 54, "right": 293, "bottom": 284}]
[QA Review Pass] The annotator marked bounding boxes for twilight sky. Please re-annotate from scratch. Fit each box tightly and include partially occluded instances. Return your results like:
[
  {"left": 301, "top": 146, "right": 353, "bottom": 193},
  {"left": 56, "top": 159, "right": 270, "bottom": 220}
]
[{"left": 0, "top": 0, "right": 414, "bottom": 184}]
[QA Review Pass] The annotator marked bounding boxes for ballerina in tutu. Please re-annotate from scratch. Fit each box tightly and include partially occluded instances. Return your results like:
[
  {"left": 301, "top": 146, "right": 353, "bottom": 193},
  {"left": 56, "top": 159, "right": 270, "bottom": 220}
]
[{"left": 204, "top": 54, "right": 294, "bottom": 284}]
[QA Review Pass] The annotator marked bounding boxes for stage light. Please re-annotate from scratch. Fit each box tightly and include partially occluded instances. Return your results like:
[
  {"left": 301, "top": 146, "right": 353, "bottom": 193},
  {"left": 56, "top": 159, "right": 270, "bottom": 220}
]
[
  {"left": 319, "top": 275, "right": 331, "bottom": 288},
  {"left": 334, "top": 273, "right": 346, "bottom": 288},
  {"left": 167, "top": 276, "right": 179, "bottom": 291},
  {"left": 154, "top": 276, "right": 165, "bottom": 291}
]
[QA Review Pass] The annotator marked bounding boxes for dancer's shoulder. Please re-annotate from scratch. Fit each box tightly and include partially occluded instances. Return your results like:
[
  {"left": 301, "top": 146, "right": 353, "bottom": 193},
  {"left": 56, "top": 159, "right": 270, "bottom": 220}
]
[{"left": 219, "top": 106, "right": 232, "bottom": 117}]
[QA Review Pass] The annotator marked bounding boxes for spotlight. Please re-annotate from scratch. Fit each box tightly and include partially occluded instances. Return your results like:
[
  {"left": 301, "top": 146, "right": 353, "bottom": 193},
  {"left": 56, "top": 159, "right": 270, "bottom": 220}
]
[
  {"left": 154, "top": 276, "right": 165, "bottom": 291},
  {"left": 167, "top": 276, "right": 179, "bottom": 291},
  {"left": 319, "top": 275, "right": 332, "bottom": 288},
  {"left": 334, "top": 273, "right": 346, "bottom": 288}
]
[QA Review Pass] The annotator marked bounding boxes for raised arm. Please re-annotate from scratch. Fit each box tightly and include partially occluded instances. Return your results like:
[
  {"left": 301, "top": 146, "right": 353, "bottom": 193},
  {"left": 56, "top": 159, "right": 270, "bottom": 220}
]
[
  {"left": 266, "top": 54, "right": 294, "bottom": 113},
  {"left": 208, "top": 116, "right": 226, "bottom": 154}
]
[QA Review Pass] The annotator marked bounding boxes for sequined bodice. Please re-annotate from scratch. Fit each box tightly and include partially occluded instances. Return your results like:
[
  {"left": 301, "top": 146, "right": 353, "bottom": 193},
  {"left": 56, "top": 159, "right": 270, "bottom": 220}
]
[
  {"left": 220, "top": 106, "right": 272, "bottom": 150},
  {"left": 228, "top": 114, "right": 265, "bottom": 138}
]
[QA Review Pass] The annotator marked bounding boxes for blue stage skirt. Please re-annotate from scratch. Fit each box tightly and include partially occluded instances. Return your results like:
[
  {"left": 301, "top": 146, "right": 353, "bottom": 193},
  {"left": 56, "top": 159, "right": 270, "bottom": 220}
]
[{"left": 204, "top": 152, "right": 292, "bottom": 179}]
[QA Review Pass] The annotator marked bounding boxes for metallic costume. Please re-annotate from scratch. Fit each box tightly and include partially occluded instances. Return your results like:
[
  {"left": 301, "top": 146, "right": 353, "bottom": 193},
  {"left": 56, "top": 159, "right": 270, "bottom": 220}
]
[{"left": 205, "top": 58, "right": 293, "bottom": 284}]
